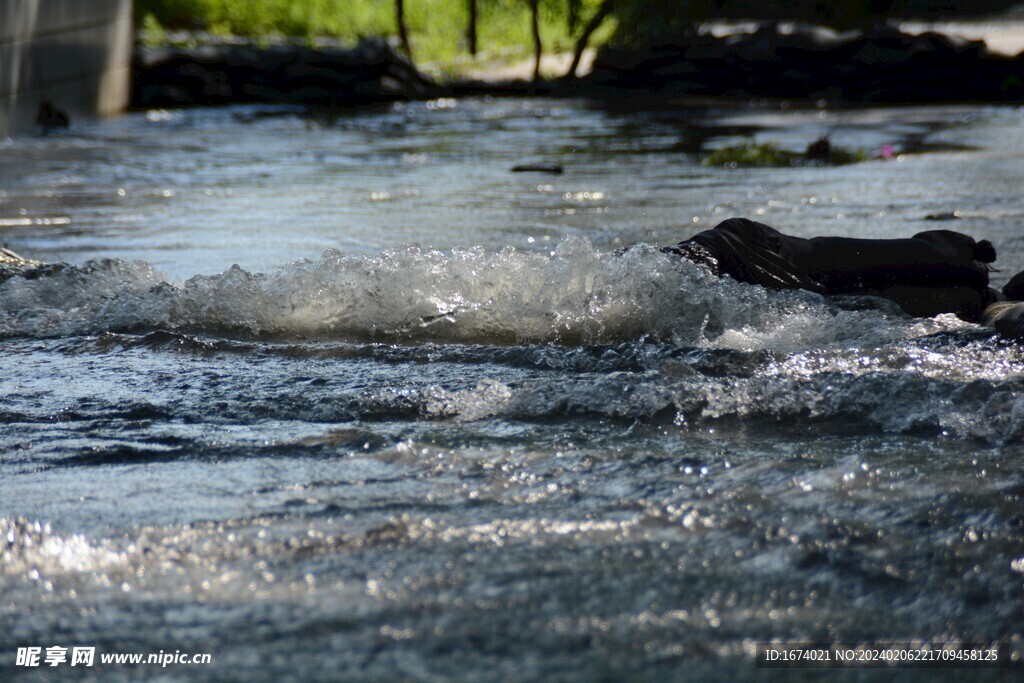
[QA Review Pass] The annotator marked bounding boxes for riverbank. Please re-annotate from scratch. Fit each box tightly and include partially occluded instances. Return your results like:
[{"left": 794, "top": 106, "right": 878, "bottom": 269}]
[
  {"left": 586, "top": 21, "right": 1024, "bottom": 105},
  {"left": 133, "top": 38, "right": 436, "bottom": 108},
  {"left": 130, "top": 20, "right": 1024, "bottom": 111}
]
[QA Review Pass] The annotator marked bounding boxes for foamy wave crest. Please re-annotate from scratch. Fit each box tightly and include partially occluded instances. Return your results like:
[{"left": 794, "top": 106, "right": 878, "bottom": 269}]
[
  {"left": 0, "top": 238, "right": 959, "bottom": 348},
  {"left": 377, "top": 371, "right": 1024, "bottom": 443}
]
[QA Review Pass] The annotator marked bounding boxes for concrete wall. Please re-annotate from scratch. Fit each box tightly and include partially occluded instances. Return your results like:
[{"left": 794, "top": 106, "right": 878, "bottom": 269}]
[{"left": 1, "top": 0, "right": 132, "bottom": 136}]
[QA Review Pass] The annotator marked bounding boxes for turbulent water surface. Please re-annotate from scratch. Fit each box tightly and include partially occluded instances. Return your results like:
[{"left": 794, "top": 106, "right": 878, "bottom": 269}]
[{"left": 2, "top": 99, "right": 1023, "bottom": 681}]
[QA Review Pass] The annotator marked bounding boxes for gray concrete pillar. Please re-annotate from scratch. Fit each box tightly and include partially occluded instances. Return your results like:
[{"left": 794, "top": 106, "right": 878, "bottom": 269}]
[{"left": 1, "top": 0, "right": 132, "bottom": 135}]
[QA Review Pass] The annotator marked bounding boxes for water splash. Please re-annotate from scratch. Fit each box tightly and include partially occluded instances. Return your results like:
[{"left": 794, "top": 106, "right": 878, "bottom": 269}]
[
  {"left": 0, "top": 238, "right": 955, "bottom": 349},
  {"left": 1, "top": 518, "right": 125, "bottom": 576}
]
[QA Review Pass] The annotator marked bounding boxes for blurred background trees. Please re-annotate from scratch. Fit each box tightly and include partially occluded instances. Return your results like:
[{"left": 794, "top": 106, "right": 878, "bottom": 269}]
[
  {"left": 610, "top": 1, "right": 1023, "bottom": 44},
  {"left": 137, "top": 1, "right": 609, "bottom": 63}
]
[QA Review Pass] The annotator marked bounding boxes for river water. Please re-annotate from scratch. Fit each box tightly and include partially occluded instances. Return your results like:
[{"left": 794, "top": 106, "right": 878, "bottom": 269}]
[{"left": 2, "top": 98, "right": 1023, "bottom": 681}]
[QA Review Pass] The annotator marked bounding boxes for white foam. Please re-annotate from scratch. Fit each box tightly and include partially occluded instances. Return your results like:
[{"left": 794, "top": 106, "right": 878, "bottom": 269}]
[{"left": 0, "top": 238, "right": 941, "bottom": 349}]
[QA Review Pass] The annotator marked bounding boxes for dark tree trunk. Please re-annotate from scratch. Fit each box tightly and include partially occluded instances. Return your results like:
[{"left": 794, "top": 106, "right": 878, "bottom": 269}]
[
  {"left": 467, "top": 0, "right": 478, "bottom": 56},
  {"left": 563, "top": 0, "right": 613, "bottom": 81},
  {"left": 530, "top": 0, "right": 541, "bottom": 83},
  {"left": 396, "top": 0, "right": 413, "bottom": 60}
]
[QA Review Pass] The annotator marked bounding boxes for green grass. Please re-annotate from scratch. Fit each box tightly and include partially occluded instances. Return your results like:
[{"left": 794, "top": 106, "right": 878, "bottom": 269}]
[
  {"left": 703, "top": 141, "right": 871, "bottom": 167},
  {"left": 136, "top": 0, "right": 615, "bottom": 73},
  {"left": 703, "top": 142, "right": 795, "bottom": 167}
]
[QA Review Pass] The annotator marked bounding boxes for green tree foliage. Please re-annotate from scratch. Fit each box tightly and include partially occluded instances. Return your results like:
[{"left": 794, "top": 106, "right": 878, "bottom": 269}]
[{"left": 135, "top": 1, "right": 610, "bottom": 66}]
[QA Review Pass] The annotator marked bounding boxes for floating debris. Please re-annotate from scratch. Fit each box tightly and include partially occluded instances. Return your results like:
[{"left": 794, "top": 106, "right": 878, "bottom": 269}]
[
  {"left": 511, "top": 164, "right": 563, "bottom": 174},
  {"left": 924, "top": 211, "right": 962, "bottom": 221}
]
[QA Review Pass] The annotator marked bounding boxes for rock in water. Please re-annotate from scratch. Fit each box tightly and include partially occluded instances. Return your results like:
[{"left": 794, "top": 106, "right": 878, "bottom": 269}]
[
  {"left": 0, "top": 248, "right": 45, "bottom": 282},
  {"left": 805, "top": 136, "right": 831, "bottom": 161},
  {"left": 982, "top": 302, "right": 1024, "bottom": 340}
]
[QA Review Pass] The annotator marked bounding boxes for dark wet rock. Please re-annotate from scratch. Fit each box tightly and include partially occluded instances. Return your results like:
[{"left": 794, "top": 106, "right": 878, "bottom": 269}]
[
  {"left": 1003, "top": 270, "right": 1024, "bottom": 301},
  {"left": 982, "top": 301, "right": 1024, "bottom": 340},
  {"left": 0, "top": 247, "right": 46, "bottom": 282},
  {"left": 36, "top": 101, "right": 69, "bottom": 129},
  {"left": 586, "top": 23, "right": 1024, "bottom": 103},
  {"left": 805, "top": 136, "right": 831, "bottom": 160},
  {"left": 924, "top": 212, "right": 962, "bottom": 221},
  {"left": 133, "top": 38, "right": 439, "bottom": 109}
]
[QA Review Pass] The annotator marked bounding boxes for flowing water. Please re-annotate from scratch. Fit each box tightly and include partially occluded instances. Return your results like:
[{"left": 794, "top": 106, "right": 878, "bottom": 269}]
[{"left": 1, "top": 99, "right": 1023, "bottom": 681}]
